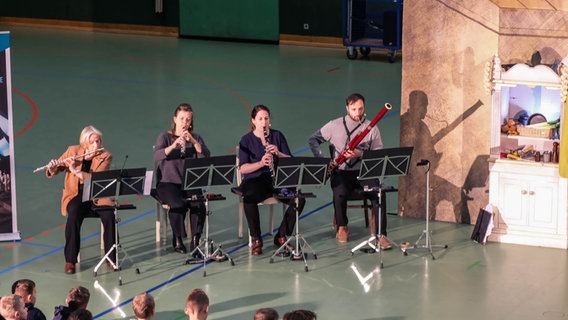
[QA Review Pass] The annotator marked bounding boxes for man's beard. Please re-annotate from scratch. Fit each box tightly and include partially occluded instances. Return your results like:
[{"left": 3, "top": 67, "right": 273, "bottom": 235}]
[{"left": 349, "top": 114, "right": 363, "bottom": 122}]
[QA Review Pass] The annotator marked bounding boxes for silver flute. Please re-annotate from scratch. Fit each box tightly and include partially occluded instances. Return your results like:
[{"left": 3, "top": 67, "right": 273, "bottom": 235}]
[{"left": 263, "top": 126, "right": 275, "bottom": 179}]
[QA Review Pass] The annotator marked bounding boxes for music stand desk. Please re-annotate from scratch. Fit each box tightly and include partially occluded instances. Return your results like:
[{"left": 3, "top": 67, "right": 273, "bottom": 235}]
[
  {"left": 183, "top": 155, "right": 236, "bottom": 277},
  {"left": 85, "top": 167, "right": 149, "bottom": 285},
  {"left": 351, "top": 147, "right": 412, "bottom": 269},
  {"left": 269, "top": 156, "right": 329, "bottom": 272}
]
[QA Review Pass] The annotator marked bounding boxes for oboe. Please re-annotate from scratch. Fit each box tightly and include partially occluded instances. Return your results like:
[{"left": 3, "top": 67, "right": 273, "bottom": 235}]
[
  {"left": 263, "top": 126, "right": 275, "bottom": 180},
  {"left": 179, "top": 129, "right": 191, "bottom": 156}
]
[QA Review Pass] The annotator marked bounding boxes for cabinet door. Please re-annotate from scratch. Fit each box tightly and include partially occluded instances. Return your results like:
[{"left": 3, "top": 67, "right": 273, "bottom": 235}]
[
  {"left": 499, "top": 173, "right": 558, "bottom": 232},
  {"left": 498, "top": 175, "right": 529, "bottom": 228},
  {"left": 527, "top": 179, "right": 558, "bottom": 231}
]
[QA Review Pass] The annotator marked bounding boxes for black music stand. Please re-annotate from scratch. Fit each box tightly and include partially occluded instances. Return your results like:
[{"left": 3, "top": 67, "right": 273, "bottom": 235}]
[
  {"left": 183, "top": 155, "right": 236, "bottom": 277},
  {"left": 350, "top": 147, "right": 412, "bottom": 269},
  {"left": 269, "top": 156, "right": 329, "bottom": 272},
  {"left": 83, "top": 167, "right": 150, "bottom": 285}
]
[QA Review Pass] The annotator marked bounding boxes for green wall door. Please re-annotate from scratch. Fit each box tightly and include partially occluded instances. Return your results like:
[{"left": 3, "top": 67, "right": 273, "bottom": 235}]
[{"left": 180, "top": 0, "right": 279, "bottom": 41}]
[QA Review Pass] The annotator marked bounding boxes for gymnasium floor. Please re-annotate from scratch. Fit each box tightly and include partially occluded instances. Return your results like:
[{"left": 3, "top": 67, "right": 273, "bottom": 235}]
[{"left": 0, "top": 26, "right": 567, "bottom": 320}]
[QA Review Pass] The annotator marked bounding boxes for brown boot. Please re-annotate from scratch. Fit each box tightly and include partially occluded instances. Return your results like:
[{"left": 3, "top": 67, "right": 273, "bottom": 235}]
[
  {"left": 251, "top": 239, "right": 263, "bottom": 255},
  {"left": 336, "top": 226, "right": 349, "bottom": 243},
  {"left": 64, "top": 262, "right": 76, "bottom": 274},
  {"left": 379, "top": 236, "right": 392, "bottom": 250}
]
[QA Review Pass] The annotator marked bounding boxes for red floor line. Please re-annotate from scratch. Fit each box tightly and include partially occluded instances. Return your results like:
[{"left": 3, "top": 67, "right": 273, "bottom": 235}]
[{"left": 12, "top": 87, "right": 38, "bottom": 138}]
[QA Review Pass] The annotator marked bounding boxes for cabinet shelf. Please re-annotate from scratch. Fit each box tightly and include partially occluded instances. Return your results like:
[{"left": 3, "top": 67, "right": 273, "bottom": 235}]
[{"left": 503, "top": 134, "right": 559, "bottom": 142}]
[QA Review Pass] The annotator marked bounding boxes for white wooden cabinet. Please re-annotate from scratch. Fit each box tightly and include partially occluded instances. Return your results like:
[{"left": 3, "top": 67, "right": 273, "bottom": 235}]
[
  {"left": 488, "top": 160, "right": 567, "bottom": 248},
  {"left": 485, "top": 56, "right": 568, "bottom": 249}
]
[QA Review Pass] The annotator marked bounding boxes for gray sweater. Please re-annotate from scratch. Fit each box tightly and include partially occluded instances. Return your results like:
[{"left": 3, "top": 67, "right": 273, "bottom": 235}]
[
  {"left": 153, "top": 131, "right": 210, "bottom": 184},
  {"left": 308, "top": 115, "right": 383, "bottom": 171}
]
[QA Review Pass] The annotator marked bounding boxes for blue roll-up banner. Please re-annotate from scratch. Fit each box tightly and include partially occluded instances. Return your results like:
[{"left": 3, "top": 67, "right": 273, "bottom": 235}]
[{"left": 0, "top": 31, "right": 19, "bottom": 241}]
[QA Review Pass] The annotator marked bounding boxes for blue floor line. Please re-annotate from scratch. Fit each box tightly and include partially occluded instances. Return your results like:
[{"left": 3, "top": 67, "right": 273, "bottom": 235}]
[
  {"left": 0, "top": 208, "right": 156, "bottom": 275},
  {"left": 0, "top": 247, "right": 63, "bottom": 275},
  {"left": 94, "top": 200, "right": 333, "bottom": 319}
]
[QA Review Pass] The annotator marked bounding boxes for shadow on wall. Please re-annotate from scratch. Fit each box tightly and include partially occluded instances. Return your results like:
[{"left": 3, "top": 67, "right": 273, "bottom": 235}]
[{"left": 400, "top": 90, "right": 486, "bottom": 223}]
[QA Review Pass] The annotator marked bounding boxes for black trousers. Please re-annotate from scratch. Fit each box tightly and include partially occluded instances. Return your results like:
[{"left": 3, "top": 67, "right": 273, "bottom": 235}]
[
  {"left": 330, "top": 170, "right": 387, "bottom": 235},
  {"left": 156, "top": 182, "right": 205, "bottom": 239},
  {"left": 241, "top": 176, "right": 305, "bottom": 240},
  {"left": 65, "top": 196, "right": 115, "bottom": 264}
]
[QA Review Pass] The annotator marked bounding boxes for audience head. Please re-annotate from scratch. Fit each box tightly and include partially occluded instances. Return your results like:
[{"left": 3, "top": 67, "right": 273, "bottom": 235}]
[
  {"left": 184, "top": 288, "right": 209, "bottom": 320},
  {"left": 132, "top": 292, "right": 155, "bottom": 320},
  {"left": 66, "top": 286, "right": 90, "bottom": 310},
  {"left": 0, "top": 294, "right": 28, "bottom": 320},
  {"left": 11, "top": 279, "right": 37, "bottom": 304},
  {"left": 68, "top": 309, "right": 93, "bottom": 320},
  {"left": 254, "top": 307, "right": 279, "bottom": 320},
  {"left": 283, "top": 309, "right": 317, "bottom": 320}
]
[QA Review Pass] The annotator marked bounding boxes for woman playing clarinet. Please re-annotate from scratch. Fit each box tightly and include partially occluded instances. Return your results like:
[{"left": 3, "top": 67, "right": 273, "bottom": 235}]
[{"left": 237, "top": 104, "right": 305, "bottom": 255}]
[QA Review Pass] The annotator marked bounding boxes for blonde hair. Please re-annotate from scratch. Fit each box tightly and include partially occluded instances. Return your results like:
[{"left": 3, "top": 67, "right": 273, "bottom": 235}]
[
  {"left": 0, "top": 294, "right": 25, "bottom": 320},
  {"left": 132, "top": 293, "right": 155, "bottom": 319},
  {"left": 79, "top": 126, "right": 103, "bottom": 149}
]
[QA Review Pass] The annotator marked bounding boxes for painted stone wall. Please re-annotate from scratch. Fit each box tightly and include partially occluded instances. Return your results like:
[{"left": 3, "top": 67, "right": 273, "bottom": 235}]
[
  {"left": 399, "top": 0, "right": 498, "bottom": 223},
  {"left": 498, "top": 8, "right": 568, "bottom": 66},
  {"left": 399, "top": 1, "right": 568, "bottom": 224}
]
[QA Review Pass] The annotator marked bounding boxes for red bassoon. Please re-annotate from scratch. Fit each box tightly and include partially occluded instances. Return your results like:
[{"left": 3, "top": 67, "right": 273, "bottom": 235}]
[{"left": 329, "top": 103, "right": 392, "bottom": 172}]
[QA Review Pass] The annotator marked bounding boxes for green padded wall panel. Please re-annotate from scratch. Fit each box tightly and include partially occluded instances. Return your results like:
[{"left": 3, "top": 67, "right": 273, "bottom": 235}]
[{"left": 179, "top": 0, "right": 278, "bottom": 41}]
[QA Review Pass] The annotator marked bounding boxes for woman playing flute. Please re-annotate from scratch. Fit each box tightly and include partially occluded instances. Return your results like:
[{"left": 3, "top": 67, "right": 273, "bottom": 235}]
[{"left": 45, "top": 125, "right": 114, "bottom": 274}]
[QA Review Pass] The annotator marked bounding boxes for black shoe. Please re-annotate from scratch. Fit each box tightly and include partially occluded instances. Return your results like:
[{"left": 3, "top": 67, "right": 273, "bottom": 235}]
[
  {"left": 190, "top": 234, "right": 202, "bottom": 258},
  {"left": 174, "top": 236, "right": 187, "bottom": 254}
]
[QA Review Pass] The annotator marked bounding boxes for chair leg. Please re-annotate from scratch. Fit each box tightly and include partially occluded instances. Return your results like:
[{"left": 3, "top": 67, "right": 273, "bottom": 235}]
[
  {"left": 268, "top": 204, "right": 274, "bottom": 236},
  {"left": 160, "top": 206, "right": 169, "bottom": 245},
  {"left": 186, "top": 208, "right": 192, "bottom": 240},
  {"left": 238, "top": 200, "right": 244, "bottom": 239},
  {"left": 156, "top": 202, "right": 161, "bottom": 243},
  {"left": 363, "top": 198, "right": 370, "bottom": 228},
  {"left": 100, "top": 222, "right": 104, "bottom": 250}
]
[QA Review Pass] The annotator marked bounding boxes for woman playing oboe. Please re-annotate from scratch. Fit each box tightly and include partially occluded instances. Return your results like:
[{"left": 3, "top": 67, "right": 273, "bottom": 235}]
[
  {"left": 46, "top": 125, "right": 113, "bottom": 274},
  {"left": 154, "top": 103, "right": 210, "bottom": 256},
  {"left": 237, "top": 105, "right": 305, "bottom": 255}
]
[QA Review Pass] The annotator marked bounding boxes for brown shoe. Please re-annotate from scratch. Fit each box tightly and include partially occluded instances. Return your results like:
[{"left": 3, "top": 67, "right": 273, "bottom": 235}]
[
  {"left": 251, "top": 239, "right": 263, "bottom": 255},
  {"left": 274, "top": 235, "right": 294, "bottom": 252},
  {"left": 379, "top": 236, "right": 392, "bottom": 250},
  {"left": 64, "top": 262, "right": 76, "bottom": 274},
  {"left": 107, "top": 261, "right": 118, "bottom": 272},
  {"left": 336, "top": 226, "right": 349, "bottom": 243},
  {"left": 274, "top": 235, "right": 287, "bottom": 247}
]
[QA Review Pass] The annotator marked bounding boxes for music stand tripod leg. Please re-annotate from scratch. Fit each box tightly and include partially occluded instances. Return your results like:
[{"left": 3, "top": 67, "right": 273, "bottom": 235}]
[
  {"left": 403, "top": 160, "right": 448, "bottom": 260},
  {"left": 350, "top": 188, "right": 402, "bottom": 269},
  {"left": 270, "top": 195, "right": 315, "bottom": 272},
  {"left": 185, "top": 199, "right": 234, "bottom": 277},
  {"left": 93, "top": 207, "right": 140, "bottom": 286}
]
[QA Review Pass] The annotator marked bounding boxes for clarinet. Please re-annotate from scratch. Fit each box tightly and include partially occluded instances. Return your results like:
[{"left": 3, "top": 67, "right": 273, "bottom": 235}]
[{"left": 263, "top": 126, "right": 275, "bottom": 180}]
